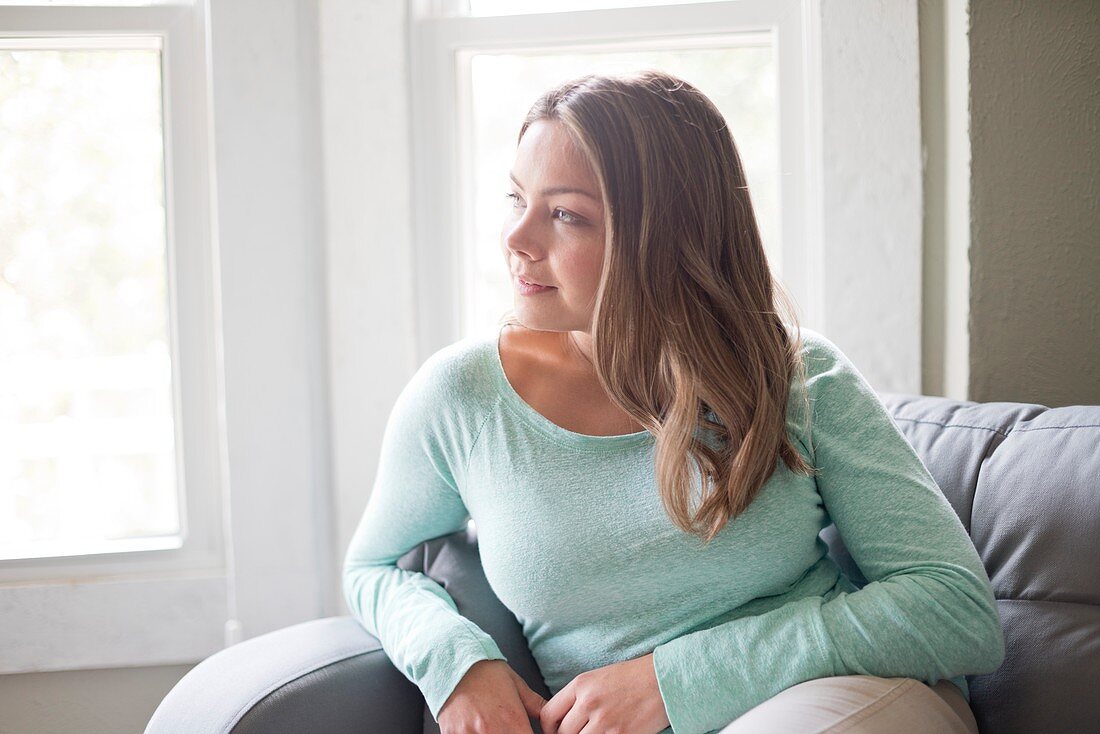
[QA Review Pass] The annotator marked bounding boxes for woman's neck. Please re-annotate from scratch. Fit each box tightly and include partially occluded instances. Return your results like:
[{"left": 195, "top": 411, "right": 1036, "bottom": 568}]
[{"left": 561, "top": 329, "right": 595, "bottom": 368}]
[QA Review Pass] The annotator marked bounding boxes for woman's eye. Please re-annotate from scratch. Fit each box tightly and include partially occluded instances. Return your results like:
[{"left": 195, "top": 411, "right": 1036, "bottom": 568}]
[
  {"left": 504, "top": 192, "right": 580, "bottom": 225},
  {"left": 553, "top": 209, "right": 580, "bottom": 224}
]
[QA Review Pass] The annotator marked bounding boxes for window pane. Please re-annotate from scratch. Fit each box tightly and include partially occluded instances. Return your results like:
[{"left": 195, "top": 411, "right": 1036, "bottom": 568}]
[
  {"left": 0, "top": 42, "right": 180, "bottom": 560},
  {"left": 465, "top": 39, "right": 778, "bottom": 336},
  {"left": 467, "top": 1, "right": 730, "bottom": 16}
]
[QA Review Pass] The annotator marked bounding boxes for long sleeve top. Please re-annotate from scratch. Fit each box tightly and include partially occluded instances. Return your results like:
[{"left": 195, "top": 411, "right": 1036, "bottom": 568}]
[{"left": 341, "top": 325, "right": 1005, "bottom": 734}]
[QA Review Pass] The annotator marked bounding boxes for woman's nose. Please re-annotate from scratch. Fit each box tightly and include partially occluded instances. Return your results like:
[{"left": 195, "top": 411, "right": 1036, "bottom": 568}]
[{"left": 503, "top": 212, "right": 545, "bottom": 259}]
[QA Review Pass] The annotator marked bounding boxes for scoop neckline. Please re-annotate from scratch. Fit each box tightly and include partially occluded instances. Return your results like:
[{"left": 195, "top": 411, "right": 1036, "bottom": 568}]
[{"left": 489, "top": 324, "right": 654, "bottom": 451}]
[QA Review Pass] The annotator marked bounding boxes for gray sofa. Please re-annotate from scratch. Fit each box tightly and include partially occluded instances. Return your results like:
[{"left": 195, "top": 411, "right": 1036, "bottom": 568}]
[{"left": 146, "top": 393, "right": 1099, "bottom": 734}]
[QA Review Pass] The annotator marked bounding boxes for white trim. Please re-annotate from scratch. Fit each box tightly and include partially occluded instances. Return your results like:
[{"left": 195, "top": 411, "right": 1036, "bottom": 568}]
[
  {"left": 0, "top": 33, "right": 162, "bottom": 48},
  {"left": 204, "top": 0, "right": 337, "bottom": 642},
  {"left": 0, "top": 1, "right": 187, "bottom": 6},
  {"left": 0, "top": 1, "right": 228, "bottom": 672},
  {"left": 795, "top": 0, "right": 825, "bottom": 334},
  {"left": 918, "top": 0, "right": 969, "bottom": 399},
  {"left": 940, "top": 0, "right": 970, "bottom": 399},
  {"left": 1, "top": 572, "right": 226, "bottom": 674}
]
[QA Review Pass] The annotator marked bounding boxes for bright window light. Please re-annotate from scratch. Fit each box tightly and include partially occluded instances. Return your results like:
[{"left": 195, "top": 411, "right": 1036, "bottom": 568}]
[{"left": 0, "top": 39, "right": 181, "bottom": 561}]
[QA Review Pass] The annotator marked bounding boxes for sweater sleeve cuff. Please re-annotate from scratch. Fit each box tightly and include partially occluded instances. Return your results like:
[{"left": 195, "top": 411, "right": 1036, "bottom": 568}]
[{"left": 422, "top": 632, "right": 508, "bottom": 722}]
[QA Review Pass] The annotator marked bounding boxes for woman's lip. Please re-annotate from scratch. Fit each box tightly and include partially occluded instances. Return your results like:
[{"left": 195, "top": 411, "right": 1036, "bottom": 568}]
[
  {"left": 516, "top": 275, "right": 554, "bottom": 288},
  {"left": 515, "top": 275, "right": 556, "bottom": 293}
]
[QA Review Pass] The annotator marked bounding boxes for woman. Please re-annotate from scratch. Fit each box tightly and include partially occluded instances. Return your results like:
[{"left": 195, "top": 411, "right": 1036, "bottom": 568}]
[{"left": 342, "top": 70, "right": 1004, "bottom": 734}]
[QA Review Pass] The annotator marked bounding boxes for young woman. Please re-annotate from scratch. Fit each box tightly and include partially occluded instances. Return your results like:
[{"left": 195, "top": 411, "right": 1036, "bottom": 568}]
[{"left": 342, "top": 70, "right": 1004, "bottom": 734}]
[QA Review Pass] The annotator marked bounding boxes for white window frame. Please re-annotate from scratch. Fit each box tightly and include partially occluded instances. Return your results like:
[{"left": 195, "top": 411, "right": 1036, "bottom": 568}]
[
  {"left": 407, "top": 0, "right": 825, "bottom": 359},
  {"left": 0, "top": 2, "right": 228, "bottom": 673}
]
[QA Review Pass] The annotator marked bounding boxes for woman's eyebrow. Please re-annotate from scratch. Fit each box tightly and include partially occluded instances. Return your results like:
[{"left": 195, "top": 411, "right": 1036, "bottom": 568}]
[{"left": 509, "top": 171, "right": 599, "bottom": 200}]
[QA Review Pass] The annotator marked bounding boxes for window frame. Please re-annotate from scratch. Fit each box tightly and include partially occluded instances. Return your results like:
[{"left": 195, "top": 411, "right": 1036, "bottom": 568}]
[
  {"left": 0, "top": 2, "right": 228, "bottom": 673},
  {"left": 407, "top": 0, "right": 826, "bottom": 357}
]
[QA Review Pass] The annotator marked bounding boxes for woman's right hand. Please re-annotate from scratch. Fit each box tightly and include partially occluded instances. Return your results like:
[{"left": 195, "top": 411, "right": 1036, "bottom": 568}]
[{"left": 438, "top": 659, "right": 547, "bottom": 734}]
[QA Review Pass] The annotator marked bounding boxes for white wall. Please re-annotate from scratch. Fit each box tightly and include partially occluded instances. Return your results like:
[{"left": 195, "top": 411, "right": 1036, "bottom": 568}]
[
  {"left": 318, "top": 0, "right": 419, "bottom": 593},
  {"left": 818, "top": 0, "right": 924, "bottom": 394},
  {"left": 207, "top": 0, "right": 338, "bottom": 639}
]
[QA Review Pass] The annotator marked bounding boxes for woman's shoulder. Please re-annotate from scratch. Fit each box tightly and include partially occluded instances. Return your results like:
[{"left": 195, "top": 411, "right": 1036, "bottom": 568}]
[
  {"left": 403, "top": 330, "right": 500, "bottom": 412},
  {"left": 383, "top": 334, "right": 501, "bottom": 487},
  {"left": 784, "top": 326, "right": 865, "bottom": 415},
  {"left": 787, "top": 324, "right": 832, "bottom": 351},
  {"left": 787, "top": 325, "right": 846, "bottom": 377}
]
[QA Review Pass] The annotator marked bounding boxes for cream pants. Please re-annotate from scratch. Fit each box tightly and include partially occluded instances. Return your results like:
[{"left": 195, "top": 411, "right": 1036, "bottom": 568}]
[{"left": 719, "top": 676, "right": 979, "bottom": 733}]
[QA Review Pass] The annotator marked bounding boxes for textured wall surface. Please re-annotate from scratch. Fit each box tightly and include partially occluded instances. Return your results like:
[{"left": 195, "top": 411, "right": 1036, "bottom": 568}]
[
  {"left": 969, "top": 0, "right": 1100, "bottom": 406},
  {"left": 0, "top": 664, "right": 195, "bottom": 734}
]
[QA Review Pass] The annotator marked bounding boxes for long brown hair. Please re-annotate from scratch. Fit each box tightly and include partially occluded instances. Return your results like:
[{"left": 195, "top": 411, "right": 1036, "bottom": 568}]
[{"left": 500, "top": 69, "right": 817, "bottom": 544}]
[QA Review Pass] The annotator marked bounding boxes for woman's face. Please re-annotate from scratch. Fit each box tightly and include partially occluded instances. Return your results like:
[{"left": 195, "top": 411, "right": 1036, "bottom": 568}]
[{"left": 501, "top": 119, "right": 607, "bottom": 333}]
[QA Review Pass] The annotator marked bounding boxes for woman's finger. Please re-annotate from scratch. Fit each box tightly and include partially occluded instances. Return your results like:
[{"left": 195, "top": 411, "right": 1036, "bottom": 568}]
[{"left": 539, "top": 682, "right": 577, "bottom": 734}]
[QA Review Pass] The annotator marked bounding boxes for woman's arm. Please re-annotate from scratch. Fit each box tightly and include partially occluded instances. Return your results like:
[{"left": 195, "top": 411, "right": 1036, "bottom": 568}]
[
  {"left": 342, "top": 353, "right": 507, "bottom": 722},
  {"left": 650, "top": 332, "right": 1006, "bottom": 734}
]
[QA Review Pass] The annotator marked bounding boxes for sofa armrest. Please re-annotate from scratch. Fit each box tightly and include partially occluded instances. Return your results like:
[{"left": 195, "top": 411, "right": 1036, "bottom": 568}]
[{"left": 146, "top": 616, "right": 423, "bottom": 734}]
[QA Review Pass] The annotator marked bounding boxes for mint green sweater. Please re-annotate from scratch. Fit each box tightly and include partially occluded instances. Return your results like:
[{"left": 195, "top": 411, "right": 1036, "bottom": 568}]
[{"left": 342, "top": 326, "right": 1005, "bottom": 734}]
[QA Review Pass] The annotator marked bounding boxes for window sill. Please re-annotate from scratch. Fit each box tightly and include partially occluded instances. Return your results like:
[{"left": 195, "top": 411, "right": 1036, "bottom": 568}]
[{"left": 0, "top": 571, "right": 227, "bottom": 674}]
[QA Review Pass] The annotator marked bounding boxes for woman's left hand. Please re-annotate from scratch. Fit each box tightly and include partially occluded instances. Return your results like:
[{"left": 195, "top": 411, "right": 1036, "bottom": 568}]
[{"left": 539, "top": 652, "right": 671, "bottom": 734}]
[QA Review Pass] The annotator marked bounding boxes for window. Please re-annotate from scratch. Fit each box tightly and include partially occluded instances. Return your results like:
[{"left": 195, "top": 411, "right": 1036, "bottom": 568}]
[
  {"left": 408, "top": 0, "right": 821, "bottom": 349},
  {"left": 0, "top": 37, "right": 180, "bottom": 562},
  {"left": 0, "top": 2, "right": 226, "bottom": 673}
]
